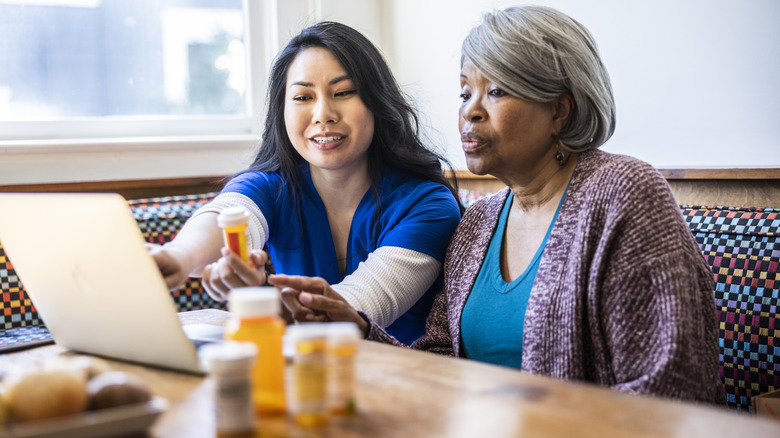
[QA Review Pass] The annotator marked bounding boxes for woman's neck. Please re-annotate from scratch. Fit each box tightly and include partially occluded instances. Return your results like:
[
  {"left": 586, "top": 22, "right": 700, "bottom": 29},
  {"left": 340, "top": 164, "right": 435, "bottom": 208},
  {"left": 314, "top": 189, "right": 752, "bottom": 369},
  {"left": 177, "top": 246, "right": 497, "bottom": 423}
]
[
  {"left": 506, "top": 153, "right": 578, "bottom": 214},
  {"left": 309, "top": 163, "right": 372, "bottom": 211}
]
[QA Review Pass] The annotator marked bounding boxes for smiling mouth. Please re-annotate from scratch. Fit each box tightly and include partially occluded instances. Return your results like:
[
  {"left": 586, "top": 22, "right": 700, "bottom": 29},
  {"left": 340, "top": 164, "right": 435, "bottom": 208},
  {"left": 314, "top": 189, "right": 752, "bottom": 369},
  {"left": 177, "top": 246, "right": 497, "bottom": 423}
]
[
  {"left": 310, "top": 135, "right": 346, "bottom": 150},
  {"left": 312, "top": 135, "right": 343, "bottom": 144}
]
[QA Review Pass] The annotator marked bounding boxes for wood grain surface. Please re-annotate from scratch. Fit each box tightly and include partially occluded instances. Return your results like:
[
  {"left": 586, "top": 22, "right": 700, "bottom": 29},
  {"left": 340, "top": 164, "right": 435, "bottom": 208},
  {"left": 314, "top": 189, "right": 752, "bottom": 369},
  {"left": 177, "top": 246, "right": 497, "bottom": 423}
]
[{"left": 2, "top": 310, "right": 779, "bottom": 437}]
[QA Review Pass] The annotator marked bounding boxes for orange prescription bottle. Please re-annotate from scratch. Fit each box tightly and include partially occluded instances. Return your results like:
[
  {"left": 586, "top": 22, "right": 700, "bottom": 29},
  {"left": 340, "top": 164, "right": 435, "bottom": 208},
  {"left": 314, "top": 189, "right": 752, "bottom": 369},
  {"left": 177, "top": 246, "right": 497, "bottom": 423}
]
[
  {"left": 217, "top": 206, "right": 252, "bottom": 266},
  {"left": 287, "top": 323, "right": 329, "bottom": 427},
  {"left": 225, "top": 287, "right": 286, "bottom": 415},
  {"left": 326, "top": 322, "right": 361, "bottom": 415}
]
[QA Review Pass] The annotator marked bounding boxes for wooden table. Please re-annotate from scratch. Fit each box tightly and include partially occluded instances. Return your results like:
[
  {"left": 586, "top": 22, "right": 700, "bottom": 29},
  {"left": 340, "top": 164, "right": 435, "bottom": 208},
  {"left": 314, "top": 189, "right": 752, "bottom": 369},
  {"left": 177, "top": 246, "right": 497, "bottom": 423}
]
[{"left": 4, "top": 310, "right": 780, "bottom": 437}]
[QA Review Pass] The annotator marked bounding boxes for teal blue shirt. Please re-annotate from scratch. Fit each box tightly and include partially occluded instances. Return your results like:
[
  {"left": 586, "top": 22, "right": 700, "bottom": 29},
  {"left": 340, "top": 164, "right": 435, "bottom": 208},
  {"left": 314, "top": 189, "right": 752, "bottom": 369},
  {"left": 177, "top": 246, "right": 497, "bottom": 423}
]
[{"left": 461, "top": 191, "right": 565, "bottom": 368}]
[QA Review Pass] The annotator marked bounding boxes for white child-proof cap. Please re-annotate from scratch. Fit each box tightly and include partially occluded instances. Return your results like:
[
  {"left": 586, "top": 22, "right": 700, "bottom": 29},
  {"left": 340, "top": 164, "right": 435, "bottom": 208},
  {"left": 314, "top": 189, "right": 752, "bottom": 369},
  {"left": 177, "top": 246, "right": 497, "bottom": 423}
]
[
  {"left": 326, "top": 322, "right": 362, "bottom": 345},
  {"left": 228, "top": 287, "right": 281, "bottom": 318},
  {"left": 286, "top": 323, "right": 329, "bottom": 342},
  {"left": 217, "top": 206, "right": 250, "bottom": 228},
  {"left": 199, "top": 341, "right": 257, "bottom": 374}
]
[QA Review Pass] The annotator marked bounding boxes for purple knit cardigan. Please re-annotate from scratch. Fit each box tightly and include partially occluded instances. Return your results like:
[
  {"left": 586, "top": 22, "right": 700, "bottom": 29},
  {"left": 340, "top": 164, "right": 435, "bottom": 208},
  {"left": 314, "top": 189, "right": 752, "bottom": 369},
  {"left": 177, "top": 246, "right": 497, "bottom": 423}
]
[{"left": 367, "top": 150, "right": 724, "bottom": 404}]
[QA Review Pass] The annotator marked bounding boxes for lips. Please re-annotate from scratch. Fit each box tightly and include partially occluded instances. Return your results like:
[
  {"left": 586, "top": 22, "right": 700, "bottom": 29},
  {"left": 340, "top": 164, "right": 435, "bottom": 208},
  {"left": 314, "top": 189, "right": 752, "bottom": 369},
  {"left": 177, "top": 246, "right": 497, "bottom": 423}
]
[
  {"left": 309, "top": 133, "right": 346, "bottom": 150},
  {"left": 312, "top": 135, "right": 342, "bottom": 143},
  {"left": 461, "top": 131, "right": 487, "bottom": 153}
]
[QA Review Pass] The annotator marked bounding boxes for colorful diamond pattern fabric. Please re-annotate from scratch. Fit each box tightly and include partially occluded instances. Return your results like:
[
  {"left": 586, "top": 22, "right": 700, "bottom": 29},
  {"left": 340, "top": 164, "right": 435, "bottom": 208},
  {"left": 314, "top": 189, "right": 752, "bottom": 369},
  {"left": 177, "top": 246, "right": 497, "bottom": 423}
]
[
  {"left": 682, "top": 206, "right": 780, "bottom": 411},
  {"left": 0, "top": 245, "right": 43, "bottom": 330}
]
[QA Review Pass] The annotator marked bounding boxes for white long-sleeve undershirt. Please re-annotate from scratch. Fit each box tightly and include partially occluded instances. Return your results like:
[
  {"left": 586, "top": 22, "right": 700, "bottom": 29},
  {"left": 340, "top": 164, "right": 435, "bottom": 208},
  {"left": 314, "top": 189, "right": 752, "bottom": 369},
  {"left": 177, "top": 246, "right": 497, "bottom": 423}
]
[{"left": 331, "top": 246, "right": 440, "bottom": 328}]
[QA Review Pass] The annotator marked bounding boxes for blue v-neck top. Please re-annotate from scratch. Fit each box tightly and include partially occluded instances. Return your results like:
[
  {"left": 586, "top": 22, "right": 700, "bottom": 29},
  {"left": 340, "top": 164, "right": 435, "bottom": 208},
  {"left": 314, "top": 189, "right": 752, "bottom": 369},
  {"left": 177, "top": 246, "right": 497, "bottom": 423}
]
[
  {"left": 461, "top": 190, "right": 565, "bottom": 368},
  {"left": 222, "top": 164, "right": 461, "bottom": 343}
]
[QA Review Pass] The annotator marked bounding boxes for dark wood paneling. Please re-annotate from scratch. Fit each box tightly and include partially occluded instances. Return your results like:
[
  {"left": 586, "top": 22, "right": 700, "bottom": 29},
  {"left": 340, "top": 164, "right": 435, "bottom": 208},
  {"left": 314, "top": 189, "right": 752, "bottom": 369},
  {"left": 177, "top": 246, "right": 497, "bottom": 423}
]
[
  {"left": 668, "top": 180, "right": 780, "bottom": 208},
  {"left": 452, "top": 170, "right": 506, "bottom": 194},
  {"left": 2, "top": 168, "right": 778, "bottom": 207},
  {"left": 658, "top": 168, "right": 780, "bottom": 180},
  {"left": 0, "top": 176, "right": 227, "bottom": 200},
  {"left": 455, "top": 169, "right": 780, "bottom": 208}
]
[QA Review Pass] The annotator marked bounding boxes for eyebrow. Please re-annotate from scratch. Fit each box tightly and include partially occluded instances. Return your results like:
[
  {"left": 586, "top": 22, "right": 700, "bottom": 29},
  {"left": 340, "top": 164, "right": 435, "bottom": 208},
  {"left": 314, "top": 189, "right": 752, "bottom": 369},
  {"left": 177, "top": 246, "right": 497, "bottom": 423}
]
[{"left": 289, "top": 75, "right": 352, "bottom": 88}]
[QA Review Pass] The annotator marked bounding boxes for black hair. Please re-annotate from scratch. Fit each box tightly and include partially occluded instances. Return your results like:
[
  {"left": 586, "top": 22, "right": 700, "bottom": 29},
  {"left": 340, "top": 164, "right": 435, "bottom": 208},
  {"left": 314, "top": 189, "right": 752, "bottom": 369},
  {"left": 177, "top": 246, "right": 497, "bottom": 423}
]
[{"left": 244, "top": 21, "right": 463, "bottom": 213}]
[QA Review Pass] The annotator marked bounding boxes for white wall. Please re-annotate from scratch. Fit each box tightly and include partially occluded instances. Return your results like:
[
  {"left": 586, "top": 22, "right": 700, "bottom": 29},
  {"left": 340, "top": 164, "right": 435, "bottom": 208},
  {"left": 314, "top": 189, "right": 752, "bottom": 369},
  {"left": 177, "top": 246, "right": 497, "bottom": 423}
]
[
  {"left": 382, "top": 0, "right": 780, "bottom": 169},
  {"left": 2, "top": 0, "right": 777, "bottom": 185}
]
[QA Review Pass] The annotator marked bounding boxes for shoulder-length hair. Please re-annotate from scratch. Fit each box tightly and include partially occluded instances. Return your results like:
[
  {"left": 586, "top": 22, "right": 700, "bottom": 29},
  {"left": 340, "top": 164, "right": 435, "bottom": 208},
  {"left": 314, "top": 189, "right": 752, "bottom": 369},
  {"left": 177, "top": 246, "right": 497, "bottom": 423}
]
[
  {"left": 246, "top": 21, "right": 461, "bottom": 211},
  {"left": 462, "top": 6, "right": 616, "bottom": 152}
]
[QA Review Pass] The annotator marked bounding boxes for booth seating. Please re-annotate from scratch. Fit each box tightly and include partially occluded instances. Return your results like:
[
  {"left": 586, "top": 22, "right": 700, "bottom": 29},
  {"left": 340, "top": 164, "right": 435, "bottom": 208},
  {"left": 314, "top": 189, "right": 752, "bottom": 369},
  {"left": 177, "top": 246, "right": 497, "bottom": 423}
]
[
  {"left": 682, "top": 205, "right": 780, "bottom": 411},
  {"left": 1, "top": 190, "right": 778, "bottom": 412}
]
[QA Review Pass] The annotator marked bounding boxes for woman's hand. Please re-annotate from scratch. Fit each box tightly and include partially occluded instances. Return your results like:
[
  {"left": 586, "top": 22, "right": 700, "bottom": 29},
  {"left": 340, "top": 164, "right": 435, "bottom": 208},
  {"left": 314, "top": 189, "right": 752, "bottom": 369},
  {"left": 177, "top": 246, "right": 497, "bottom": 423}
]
[
  {"left": 148, "top": 243, "right": 192, "bottom": 291},
  {"left": 268, "top": 274, "right": 370, "bottom": 336},
  {"left": 202, "top": 248, "right": 269, "bottom": 302}
]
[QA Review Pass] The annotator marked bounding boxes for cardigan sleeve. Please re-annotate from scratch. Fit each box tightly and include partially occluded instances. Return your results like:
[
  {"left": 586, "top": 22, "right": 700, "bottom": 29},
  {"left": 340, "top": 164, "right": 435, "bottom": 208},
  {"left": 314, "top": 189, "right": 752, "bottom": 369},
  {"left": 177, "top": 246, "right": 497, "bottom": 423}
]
[
  {"left": 600, "top": 251, "right": 721, "bottom": 402},
  {"left": 591, "top": 165, "right": 722, "bottom": 403}
]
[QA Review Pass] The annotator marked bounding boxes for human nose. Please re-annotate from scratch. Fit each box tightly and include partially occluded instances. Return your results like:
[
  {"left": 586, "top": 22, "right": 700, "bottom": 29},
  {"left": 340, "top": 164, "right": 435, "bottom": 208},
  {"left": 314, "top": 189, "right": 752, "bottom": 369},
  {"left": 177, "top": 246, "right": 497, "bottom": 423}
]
[
  {"left": 460, "top": 95, "right": 485, "bottom": 123},
  {"left": 313, "top": 97, "right": 338, "bottom": 124}
]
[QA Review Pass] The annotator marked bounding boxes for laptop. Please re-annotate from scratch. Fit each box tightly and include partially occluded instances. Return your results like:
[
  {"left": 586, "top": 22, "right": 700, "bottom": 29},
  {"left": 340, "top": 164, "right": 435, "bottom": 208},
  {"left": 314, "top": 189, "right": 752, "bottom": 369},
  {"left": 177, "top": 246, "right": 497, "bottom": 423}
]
[{"left": 0, "top": 192, "right": 224, "bottom": 374}]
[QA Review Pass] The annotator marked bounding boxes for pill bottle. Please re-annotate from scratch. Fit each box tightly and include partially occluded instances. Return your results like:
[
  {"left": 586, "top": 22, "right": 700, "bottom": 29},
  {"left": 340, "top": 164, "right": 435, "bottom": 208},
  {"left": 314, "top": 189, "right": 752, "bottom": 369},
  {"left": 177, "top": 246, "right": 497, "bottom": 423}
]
[
  {"left": 287, "top": 323, "right": 329, "bottom": 427},
  {"left": 218, "top": 206, "right": 252, "bottom": 266},
  {"left": 225, "top": 287, "right": 286, "bottom": 416},
  {"left": 326, "top": 322, "right": 361, "bottom": 415},
  {"left": 199, "top": 341, "right": 257, "bottom": 436}
]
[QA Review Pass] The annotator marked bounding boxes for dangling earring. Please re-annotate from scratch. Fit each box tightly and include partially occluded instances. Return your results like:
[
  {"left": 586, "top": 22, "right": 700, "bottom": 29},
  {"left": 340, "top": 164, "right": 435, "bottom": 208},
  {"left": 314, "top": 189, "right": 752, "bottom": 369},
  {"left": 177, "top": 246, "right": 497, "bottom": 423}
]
[
  {"left": 555, "top": 141, "right": 566, "bottom": 166},
  {"left": 555, "top": 148, "right": 565, "bottom": 166}
]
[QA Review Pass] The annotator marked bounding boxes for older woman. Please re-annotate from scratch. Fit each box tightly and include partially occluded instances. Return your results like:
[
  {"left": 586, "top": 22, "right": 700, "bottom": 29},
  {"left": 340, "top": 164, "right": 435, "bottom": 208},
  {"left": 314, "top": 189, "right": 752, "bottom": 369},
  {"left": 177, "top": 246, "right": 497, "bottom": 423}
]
[{"left": 271, "top": 6, "right": 723, "bottom": 404}]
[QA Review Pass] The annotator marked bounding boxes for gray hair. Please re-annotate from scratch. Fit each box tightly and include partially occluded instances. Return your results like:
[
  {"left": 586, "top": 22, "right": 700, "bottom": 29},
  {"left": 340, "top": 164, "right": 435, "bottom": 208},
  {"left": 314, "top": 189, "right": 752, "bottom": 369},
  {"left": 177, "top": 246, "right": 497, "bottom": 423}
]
[{"left": 462, "top": 6, "right": 615, "bottom": 152}]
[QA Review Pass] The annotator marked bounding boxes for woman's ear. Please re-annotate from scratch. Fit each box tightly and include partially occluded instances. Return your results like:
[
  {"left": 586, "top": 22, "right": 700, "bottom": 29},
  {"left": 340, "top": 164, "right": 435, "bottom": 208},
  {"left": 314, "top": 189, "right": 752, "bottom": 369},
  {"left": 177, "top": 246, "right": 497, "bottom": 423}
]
[{"left": 552, "top": 92, "right": 574, "bottom": 129}]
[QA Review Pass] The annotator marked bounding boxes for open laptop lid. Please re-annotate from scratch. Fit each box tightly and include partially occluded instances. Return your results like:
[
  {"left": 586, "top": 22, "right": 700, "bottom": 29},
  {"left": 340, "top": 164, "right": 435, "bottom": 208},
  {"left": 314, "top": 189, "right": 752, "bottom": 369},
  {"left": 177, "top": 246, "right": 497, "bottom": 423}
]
[{"left": 0, "top": 193, "right": 205, "bottom": 374}]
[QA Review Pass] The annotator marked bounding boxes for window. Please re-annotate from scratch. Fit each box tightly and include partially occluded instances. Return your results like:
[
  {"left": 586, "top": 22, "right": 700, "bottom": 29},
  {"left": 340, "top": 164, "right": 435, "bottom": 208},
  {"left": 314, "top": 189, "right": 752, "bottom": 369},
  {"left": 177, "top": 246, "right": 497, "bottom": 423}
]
[{"left": 0, "top": 0, "right": 262, "bottom": 140}]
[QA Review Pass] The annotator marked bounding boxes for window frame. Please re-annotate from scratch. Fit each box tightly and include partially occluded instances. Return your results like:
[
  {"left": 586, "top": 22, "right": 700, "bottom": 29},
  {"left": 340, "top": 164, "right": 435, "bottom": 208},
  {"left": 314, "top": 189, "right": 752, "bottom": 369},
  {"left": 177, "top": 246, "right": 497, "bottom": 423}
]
[{"left": 0, "top": 0, "right": 278, "bottom": 185}]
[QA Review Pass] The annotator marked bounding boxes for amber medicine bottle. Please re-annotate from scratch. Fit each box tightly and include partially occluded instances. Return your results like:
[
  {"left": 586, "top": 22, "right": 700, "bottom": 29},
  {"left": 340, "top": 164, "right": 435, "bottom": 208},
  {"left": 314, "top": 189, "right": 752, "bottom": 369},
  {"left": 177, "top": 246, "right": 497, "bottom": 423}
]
[
  {"left": 218, "top": 206, "right": 251, "bottom": 265},
  {"left": 327, "top": 322, "right": 361, "bottom": 415},
  {"left": 225, "top": 287, "right": 286, "bottom": 415},
  {"left": 287, "top": 323, "right": 329, "bottom": 427}
]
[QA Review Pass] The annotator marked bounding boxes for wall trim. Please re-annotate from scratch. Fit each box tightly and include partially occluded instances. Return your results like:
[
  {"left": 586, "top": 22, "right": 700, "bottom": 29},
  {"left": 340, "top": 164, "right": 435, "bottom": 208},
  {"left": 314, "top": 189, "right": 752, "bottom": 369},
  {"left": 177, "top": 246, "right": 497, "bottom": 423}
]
[
  {"left": 657, "top": 168, "right": 780, "bottom": 180},
  {"left": 2, "top": 168, "right": 778, "bottom": 205}
]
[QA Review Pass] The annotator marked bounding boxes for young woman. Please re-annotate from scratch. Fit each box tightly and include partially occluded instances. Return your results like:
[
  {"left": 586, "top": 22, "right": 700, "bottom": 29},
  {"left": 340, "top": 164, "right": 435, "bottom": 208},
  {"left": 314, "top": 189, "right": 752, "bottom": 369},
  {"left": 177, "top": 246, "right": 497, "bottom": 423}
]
[{"left": 151, "top": 22, "right": 462, "bottom": 344}]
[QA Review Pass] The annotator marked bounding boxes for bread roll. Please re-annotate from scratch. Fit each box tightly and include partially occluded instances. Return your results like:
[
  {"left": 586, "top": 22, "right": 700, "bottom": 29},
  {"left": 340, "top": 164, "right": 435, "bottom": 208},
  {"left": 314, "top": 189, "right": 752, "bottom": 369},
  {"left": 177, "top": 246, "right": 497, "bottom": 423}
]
[{"left": 5, "top": 369, "right": 89, "bottom": 422}]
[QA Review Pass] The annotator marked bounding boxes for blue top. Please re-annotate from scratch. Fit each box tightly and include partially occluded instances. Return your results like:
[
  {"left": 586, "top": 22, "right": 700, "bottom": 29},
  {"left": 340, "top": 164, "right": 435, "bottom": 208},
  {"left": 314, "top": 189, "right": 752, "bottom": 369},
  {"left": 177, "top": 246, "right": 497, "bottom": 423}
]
[
  {"left": 460, "top": 191, "right": 565, "bottom": 368},
  {"left": 222, "top": 164, "right": 461, "bottom": 344}
]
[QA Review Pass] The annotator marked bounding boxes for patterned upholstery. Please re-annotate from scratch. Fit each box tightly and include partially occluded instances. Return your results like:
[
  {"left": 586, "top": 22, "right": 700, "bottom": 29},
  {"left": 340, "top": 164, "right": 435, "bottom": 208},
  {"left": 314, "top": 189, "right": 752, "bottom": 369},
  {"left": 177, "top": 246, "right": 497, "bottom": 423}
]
[
  {"left": 0, "top": 192, "right": 223, "bottom": 340},
  {"left": 682, "top": 206, "right": 780, "bottom": 411},
  {"left": 0, "top": 245, "right": 42, "bottom": 329}
]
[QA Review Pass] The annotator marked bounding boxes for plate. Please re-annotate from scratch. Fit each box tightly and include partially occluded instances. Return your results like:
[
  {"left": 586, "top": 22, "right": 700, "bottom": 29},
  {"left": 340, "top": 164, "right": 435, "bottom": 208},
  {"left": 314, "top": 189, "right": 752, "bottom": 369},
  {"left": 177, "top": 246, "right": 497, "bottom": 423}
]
[{"left": 0, "top": 397, "right": 168, "bottom": 438}]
